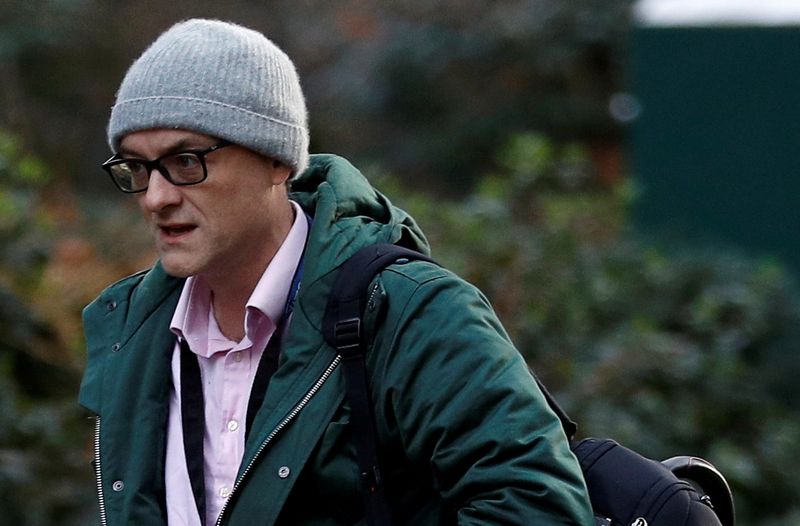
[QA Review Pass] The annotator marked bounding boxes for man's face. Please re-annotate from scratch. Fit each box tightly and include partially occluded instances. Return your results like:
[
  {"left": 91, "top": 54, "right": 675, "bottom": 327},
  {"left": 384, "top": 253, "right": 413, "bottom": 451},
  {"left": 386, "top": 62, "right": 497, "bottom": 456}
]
[{"left": 120, "top": 129, "right": 291, "bottom": 280}]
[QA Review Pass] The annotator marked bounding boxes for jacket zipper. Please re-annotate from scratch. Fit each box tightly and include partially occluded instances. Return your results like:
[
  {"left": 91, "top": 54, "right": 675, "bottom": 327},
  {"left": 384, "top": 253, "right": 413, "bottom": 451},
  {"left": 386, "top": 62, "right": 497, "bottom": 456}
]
[
  {"left": 93, "top": 416, "right": 109, "bottom": 526},
  {"left": 367, "top": 282, "right": 380, "bottom": 311},
  {"left": 215, "top": 355, "right": 342, "bottom": 526}
]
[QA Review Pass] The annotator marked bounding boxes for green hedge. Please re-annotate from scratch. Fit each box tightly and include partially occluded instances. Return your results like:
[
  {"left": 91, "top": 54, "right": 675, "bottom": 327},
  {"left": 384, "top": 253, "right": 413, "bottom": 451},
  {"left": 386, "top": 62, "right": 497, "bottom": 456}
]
[{"left": 0, "top": 131, "right": 95, "bottom": 524}]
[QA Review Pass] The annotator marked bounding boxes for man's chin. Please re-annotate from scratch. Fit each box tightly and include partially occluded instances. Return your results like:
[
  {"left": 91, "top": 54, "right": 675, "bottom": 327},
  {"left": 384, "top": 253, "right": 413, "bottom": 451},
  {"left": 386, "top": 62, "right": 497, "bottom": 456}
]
[{"left": 159, "top": 259, "right": 197, "bottom": 278}]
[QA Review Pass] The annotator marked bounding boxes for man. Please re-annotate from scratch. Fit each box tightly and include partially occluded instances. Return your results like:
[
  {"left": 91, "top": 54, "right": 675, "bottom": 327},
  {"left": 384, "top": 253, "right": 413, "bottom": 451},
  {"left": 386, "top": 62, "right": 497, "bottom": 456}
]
[{"left": 80, "top": 18, "right": 593, "bottom": 526}]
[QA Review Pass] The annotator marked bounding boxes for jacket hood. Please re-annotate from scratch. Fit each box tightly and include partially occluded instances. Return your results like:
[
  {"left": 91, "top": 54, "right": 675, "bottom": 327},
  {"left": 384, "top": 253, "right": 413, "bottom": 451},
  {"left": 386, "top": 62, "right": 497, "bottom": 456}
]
[{"left": 290, "top": 154, "right": 430, "bottom": 286}]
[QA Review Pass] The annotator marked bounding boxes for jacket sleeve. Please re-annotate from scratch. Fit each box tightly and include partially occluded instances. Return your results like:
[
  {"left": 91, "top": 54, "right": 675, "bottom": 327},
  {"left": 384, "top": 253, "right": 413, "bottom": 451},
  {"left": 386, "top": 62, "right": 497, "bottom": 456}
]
[{"left": 373, "top": 267, "right": 594, "bottom": 525}]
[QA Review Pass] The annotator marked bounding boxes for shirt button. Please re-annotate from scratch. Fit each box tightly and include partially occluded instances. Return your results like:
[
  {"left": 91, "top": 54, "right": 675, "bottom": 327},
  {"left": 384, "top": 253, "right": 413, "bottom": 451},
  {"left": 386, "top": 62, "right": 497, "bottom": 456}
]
[
  {"left": 219, "top": 486, "right": 231, "bottom": 499},
  {"left": 233, "top": 352, "right": 243, "bottom": 363},
  {"left": 227, "top": 420, "right": 239, "bottom": 432}
]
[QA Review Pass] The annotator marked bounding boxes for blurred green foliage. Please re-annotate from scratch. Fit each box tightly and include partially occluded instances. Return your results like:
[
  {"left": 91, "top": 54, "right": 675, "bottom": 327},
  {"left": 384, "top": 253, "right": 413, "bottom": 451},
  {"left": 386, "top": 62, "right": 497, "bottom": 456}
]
[
  {"left": 375, "top": 132, "right": 800, "bottom": 525},
  {"left": 0, "top": 0, "right": 633, "bottom": 192},
  {"left": 0, "top": 129, "right": 53, "bottom": 342},
  {"left": 0, "top": 130, "right": 95, "bottom": 525}
]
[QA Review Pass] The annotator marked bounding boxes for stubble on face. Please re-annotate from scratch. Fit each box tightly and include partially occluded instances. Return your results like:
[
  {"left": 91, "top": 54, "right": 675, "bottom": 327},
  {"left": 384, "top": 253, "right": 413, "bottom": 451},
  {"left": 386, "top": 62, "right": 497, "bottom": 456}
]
[{"left": 122, "top": 129, "right": 294, "bottom": 287}]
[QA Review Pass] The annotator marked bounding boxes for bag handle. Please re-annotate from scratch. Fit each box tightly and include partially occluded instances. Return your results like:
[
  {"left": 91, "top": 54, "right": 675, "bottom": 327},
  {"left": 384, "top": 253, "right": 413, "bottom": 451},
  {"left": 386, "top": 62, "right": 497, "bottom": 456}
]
[{"left": 662, "top": 456, "right": 736, "bottom": 526}]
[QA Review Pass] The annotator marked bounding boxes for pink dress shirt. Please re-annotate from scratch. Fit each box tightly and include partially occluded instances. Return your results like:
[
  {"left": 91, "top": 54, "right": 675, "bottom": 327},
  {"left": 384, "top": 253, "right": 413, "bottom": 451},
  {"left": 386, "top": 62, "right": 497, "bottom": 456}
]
[{"left": 165, "top": 201, "right": 308, "bottom": 526}]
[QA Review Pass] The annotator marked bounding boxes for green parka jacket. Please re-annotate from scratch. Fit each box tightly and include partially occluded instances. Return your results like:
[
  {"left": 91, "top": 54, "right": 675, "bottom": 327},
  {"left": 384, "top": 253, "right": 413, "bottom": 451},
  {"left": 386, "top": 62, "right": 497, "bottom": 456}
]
[{"left": 80, "top": 154, "right": 593, "bottom": 525}]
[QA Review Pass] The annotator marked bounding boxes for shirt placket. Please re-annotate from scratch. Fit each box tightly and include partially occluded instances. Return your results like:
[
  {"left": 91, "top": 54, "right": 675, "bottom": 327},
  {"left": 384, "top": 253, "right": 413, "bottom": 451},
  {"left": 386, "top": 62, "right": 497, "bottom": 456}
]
[{"left": 212, "top": 345, "right": 252, "bottom": 514}]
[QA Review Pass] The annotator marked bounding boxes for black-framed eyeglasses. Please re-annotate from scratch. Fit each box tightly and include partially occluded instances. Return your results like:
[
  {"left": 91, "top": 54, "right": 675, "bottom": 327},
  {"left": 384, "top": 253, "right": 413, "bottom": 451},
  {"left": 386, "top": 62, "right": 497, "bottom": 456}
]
[{"left": 101, "top": 141, "right": 232, "bottom": 193}]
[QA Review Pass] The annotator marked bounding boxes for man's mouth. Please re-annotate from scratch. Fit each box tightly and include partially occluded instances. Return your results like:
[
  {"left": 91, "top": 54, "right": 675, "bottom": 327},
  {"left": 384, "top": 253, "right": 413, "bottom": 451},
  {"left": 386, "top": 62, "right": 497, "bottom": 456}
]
[{"left": 159, "top": 224, "right": 196, "bottom": 238}]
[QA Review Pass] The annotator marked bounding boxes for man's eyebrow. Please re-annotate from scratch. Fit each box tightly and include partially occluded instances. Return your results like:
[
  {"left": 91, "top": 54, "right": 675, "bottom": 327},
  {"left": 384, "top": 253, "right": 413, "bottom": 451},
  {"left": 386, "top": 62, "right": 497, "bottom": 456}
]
[{"left": 118, "top": 138, "right": 212, "bottom": 158}]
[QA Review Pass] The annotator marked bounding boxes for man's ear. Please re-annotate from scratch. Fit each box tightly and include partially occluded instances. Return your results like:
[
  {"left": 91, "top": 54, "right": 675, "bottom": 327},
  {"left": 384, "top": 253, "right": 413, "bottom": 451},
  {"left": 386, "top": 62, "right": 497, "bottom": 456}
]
[{"left": 268, "top": 160, "right": 292, "bottom": 186}]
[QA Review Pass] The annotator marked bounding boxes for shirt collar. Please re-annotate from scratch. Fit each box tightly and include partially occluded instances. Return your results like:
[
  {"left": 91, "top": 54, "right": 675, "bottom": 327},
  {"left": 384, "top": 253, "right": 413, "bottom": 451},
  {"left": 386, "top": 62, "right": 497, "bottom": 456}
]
[
  {"left": 170, "top": 200, "right": 308, "bottom": 357},
  {"left": 244, "top": 200, "right": 308, "bottom": 336}
]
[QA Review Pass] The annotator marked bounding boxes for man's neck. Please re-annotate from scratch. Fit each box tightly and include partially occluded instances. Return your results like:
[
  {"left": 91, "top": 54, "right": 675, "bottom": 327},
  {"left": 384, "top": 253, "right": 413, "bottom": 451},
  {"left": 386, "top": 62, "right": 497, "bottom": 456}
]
[{"left": 205, "top": 201, "right": 296, "bottom": 342}]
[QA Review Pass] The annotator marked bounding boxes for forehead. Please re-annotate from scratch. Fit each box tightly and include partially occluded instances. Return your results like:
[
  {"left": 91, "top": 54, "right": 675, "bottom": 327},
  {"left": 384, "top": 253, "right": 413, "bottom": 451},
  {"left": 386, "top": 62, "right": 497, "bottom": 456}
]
[{"left": 119, "top": 129, "right": 216, "bottom": 156}]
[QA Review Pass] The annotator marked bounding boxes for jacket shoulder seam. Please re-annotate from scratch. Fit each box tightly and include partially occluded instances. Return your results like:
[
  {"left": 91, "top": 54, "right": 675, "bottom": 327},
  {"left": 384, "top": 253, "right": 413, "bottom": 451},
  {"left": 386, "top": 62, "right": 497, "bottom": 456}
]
[{"left": 381, "top": 260, "right": 448, "bottom": 286}]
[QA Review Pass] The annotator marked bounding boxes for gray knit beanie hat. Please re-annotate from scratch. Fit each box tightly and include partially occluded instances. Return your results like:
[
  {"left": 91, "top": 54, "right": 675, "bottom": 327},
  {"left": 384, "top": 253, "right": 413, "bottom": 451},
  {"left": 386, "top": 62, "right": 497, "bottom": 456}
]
[{"left": 108, "top": 18, "right": 309, "bottom": 177}]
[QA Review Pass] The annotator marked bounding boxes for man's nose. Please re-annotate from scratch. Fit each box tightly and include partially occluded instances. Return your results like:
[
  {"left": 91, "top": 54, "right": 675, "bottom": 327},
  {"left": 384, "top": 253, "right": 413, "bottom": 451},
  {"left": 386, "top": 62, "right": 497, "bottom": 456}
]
[{"left": 138, "top": 168, "right": 181, "bottom": 212}]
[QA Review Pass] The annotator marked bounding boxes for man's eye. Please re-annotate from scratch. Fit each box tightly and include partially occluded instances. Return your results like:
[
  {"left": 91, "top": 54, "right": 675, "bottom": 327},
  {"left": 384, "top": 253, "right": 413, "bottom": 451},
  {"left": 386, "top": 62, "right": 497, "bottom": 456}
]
[
  {"left": 125, "top": 161, "right": 147, "bottom": 174},
  {"left": 173, "top": 154, "right": 200, "bottom": 169}
]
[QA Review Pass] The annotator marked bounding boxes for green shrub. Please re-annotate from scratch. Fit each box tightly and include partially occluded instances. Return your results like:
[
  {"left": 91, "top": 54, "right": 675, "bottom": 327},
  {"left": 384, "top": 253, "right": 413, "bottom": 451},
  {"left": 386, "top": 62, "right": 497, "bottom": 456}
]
[{"left": 0, "top": 130, "right": 95, "bottom": 526}]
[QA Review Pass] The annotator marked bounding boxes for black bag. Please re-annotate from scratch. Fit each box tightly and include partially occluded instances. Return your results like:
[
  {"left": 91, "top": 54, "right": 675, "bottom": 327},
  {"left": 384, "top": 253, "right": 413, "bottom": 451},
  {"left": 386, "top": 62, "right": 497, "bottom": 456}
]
[
  {"left": 323, "top": 244, "right": 736, "bottom": 526},
  {"left": 574, "top": 438, "right": 734, "bottom": 526}
]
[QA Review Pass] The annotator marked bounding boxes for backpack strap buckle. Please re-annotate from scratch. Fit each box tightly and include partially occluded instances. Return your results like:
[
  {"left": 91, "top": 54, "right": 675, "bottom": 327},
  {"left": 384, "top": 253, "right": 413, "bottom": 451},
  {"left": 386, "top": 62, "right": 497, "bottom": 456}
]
[{"left": 334, "top": 317, "right": 362, "bottom": 357}]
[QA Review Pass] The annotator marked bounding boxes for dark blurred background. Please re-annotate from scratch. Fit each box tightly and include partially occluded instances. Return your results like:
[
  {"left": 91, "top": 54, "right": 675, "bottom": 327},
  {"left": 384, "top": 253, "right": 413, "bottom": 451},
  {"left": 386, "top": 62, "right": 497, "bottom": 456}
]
[{"left": 0, "top": 1, "right": 798, "bottom": 524}]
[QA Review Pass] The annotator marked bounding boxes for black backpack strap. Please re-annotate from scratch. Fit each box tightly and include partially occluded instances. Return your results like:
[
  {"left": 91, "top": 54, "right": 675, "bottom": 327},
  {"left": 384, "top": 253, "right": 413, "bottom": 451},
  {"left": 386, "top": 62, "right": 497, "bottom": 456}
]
[
  {"left": 323, "top": 244, "right": 434, "bottom": 526},
  {"left": 530, "top": 373, "right": 578, "bottom": 440},
  {"left": 323, "top": 244, "right": 434, "bottom": 349},
  {"left": 322, "top": 243, "right": 578, "bottom": 524}
]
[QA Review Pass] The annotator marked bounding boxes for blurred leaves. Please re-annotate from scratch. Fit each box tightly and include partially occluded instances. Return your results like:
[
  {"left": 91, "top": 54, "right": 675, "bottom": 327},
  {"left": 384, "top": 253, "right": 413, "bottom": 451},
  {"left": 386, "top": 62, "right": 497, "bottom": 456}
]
[
  {"left": 374, "top": 132, "right": 800, "bottom": 525},
  {"left": 0, "top": 130, "right": 97, "bottom": 525},
  {"left": 0, "top": 0, "right": 634, "bottom": 193},
  {"left": 0, "top": 129, "right": 52, "bottom": 303}
]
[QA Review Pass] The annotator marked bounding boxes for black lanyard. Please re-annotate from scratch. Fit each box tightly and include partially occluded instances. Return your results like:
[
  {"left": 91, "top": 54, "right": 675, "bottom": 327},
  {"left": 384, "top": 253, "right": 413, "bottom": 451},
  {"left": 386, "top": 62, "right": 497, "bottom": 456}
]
[{"left": 179, "top": 252, "right": 305, "bottom": 525}]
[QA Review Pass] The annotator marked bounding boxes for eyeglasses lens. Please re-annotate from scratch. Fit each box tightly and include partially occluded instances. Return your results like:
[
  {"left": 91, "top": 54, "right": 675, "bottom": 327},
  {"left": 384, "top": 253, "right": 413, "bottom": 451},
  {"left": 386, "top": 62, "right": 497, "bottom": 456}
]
[
  {"left": 109, "top": 153, "right": 205, "bottom": 192},
  {"left": 110, "top": 161, "right": 149, "bottom": 192},
  {"left": 161, "top": 153, "right": 204, "bottom": 184}
]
